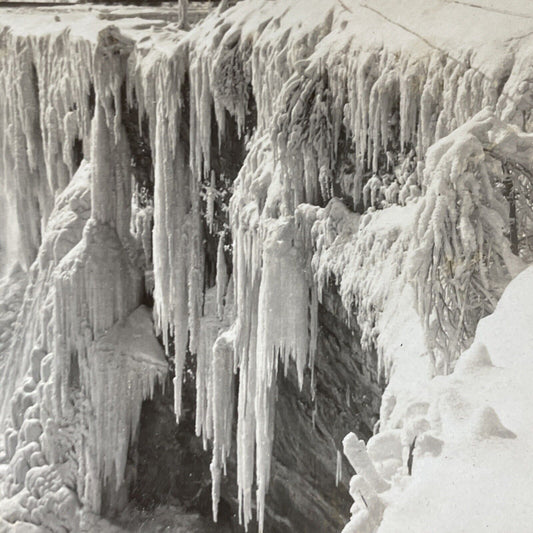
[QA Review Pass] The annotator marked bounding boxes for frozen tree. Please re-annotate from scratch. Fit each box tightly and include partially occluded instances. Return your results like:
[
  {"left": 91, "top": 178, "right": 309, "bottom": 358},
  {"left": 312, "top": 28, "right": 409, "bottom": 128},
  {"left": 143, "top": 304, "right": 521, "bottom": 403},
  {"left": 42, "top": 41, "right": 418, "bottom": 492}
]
[{"left": 409, "top": 110, "right": 532, "bottom": 373}]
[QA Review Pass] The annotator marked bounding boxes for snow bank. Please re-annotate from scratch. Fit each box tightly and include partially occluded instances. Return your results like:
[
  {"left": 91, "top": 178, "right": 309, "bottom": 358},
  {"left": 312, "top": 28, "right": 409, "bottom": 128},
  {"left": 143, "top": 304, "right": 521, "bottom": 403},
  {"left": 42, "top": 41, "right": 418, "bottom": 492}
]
[{"left": 342, "top": 264, "right": 533, "bottom": 533}]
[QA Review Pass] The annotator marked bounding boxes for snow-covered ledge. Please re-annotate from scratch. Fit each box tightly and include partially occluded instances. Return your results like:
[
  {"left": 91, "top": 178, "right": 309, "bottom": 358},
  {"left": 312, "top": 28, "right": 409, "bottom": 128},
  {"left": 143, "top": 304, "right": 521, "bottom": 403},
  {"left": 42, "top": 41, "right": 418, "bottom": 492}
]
[{"left": 343, "top": 263, "right": 533, "bottom": 532}]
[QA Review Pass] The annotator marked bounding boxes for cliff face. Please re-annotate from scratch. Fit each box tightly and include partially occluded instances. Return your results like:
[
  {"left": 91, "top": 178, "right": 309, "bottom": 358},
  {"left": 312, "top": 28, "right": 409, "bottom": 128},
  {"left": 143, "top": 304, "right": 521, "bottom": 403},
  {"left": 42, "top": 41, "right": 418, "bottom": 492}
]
[
  {"left": 1, "top": 1, "right": 533, "bottom": 532},
  {"left": 127, "top": 284, "right": 383, "bottom": 533},
  {"left": 263, "top": 287, "right": 383, "bottom": 533}
]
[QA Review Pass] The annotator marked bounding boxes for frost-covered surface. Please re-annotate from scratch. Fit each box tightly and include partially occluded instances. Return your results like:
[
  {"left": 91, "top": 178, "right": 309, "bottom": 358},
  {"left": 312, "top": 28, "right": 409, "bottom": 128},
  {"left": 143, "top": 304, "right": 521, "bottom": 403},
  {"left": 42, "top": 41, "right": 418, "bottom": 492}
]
[
  {"left": 0, "top": 266, "right": 27, "bottom": 368},
  {"left": 0, "top": 157, "right": 166, "bottom": 530},
  {"left": 343, "top": 265, "right": 533, "bottom": 533},
  {"left": 1, "top": 0, "right": 533, "bottom": 531}
]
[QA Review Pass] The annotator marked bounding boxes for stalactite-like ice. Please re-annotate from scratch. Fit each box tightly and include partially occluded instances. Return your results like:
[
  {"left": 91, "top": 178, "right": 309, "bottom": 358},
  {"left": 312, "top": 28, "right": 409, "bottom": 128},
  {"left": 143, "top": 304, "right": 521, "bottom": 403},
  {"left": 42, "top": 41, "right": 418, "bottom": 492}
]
[
  {"left": 50, "top": 89, "right": 166, "bottom": 520},
  {"left": 253, "top": 217, "right": 315, "bottom": 530},
  {"left": 139, "top": 2, "right": 533, "bottom": 529},
  {"left": 0, "top": 24, "right": 168, "bottom": 530},
  {"left": 0, "top": 26, "right": 94, "bottom": 270},
  {"left": 220, "top": 132, "right": 318, "bottom": 530},
  {"left": 126, "top": 3, "right": 533, "bottom": 528},
  {"left": 0, "top": 155, "right": 164, "bottom": 530},
  {"left": 209, "top": 325, "right": 235, "bottom": 523},
  {"left": 132, "top": 46, "right": 205, "bottom": 422}
]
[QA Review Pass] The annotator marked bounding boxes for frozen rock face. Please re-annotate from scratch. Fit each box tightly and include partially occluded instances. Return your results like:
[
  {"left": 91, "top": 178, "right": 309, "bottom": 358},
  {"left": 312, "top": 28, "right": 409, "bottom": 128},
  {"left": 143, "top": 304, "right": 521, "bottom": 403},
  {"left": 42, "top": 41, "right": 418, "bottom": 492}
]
[
  {"left": 129, "top": 286, "right": 382, "bottom": 533},
  {"left": 0, "top": 160, "right": 167, "bottom": 531},
  {"left": 1, "top": 1, "right": 533, "bottom": 532},
  {"left": 263, "top": 288, "right": 383, "bottom": 533}
]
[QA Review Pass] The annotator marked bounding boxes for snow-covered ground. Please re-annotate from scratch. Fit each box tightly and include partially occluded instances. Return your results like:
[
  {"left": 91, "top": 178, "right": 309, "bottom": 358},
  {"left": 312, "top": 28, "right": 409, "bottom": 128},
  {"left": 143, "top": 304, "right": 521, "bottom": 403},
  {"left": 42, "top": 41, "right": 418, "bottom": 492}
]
[{"left": 342, "top": 263, "right": 533, "bottom": 532}]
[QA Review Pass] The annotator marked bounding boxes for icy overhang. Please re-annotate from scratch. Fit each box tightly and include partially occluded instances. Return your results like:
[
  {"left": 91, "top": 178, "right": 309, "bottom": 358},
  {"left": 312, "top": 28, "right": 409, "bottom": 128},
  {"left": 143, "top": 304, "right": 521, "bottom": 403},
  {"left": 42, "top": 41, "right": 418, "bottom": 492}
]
[
  {"left": 112, "top": 305, "right": 167, "bottom": 370},
  {"left": 1, "top": 0, "right": 533, "bottom": 60}
]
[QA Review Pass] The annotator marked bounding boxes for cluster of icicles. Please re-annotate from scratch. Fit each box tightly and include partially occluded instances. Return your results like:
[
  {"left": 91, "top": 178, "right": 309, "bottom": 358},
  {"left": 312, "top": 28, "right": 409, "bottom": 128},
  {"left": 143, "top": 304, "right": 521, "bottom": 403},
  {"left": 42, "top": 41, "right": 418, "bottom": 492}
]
[
  {"left": 1, "top": 0, "right": 533, "bottom": 531},
  {"left": 0, "top": 26, "right": 170, "bottom": 531}
]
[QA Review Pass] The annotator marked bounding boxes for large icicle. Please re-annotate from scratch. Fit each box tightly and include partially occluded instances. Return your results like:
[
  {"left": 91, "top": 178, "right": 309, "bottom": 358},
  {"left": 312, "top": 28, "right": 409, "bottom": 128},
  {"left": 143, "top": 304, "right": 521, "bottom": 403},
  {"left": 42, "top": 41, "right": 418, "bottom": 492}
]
[
  {"left": 210, "top": 325, "right": 236, "bottom": 523},
  {"left": 254, "top": 217, "right": 313, "bottom": 530},
  {"left": 224, "top": 131, "right": 319, "bottom": 530},
  {"left": 142, "top": 48, "right": 205, "bottom": 421}
]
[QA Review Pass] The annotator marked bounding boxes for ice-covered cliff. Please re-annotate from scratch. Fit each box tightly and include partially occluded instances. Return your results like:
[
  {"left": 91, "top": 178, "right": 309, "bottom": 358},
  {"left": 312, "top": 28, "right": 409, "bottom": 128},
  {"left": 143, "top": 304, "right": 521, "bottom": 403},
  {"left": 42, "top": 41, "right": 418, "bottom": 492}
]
[{"left": 1, "top": 0, "right": 533, "bottom": 532}]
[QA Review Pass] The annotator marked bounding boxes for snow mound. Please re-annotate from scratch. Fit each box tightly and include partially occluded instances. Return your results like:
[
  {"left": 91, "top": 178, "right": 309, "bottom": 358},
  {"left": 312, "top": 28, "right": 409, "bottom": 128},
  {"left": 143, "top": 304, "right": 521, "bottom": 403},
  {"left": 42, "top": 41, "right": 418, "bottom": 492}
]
[{"left": 343, "top": 264, "right": 533, "bottom": 533}]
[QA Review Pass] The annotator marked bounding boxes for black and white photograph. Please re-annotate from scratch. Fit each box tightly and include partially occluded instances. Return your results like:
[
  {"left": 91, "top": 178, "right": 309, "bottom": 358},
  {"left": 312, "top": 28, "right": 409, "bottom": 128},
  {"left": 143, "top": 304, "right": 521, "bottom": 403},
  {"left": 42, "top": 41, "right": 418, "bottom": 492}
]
[{"left": 0, "top": 0, "right": 532, "bottom": 531}]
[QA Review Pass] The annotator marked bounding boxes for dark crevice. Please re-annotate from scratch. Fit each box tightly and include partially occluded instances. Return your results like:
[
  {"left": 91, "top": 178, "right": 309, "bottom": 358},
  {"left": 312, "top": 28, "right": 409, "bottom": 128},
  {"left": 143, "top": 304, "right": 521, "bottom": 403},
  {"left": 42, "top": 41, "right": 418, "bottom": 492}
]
[
  {"left": 131, "top": 348, "right": 238, "bottom": 529},
  {"left": 407, "top": 436, "right": 417, "bottom": 475},
  {"left": 202, "top": 103, "right": 250, "bottom": 290},
  {"left": 28, "top": 61, "right": 44, "bottom": 255},
  {"left": 131, "top": 376, "right": 209, "bottom": 510},
  {"left": 88, "top": 83, "right": 96, "bottom": 120},
  {"left": 72, "top": 137, "right": 84, "bottom": 171}
]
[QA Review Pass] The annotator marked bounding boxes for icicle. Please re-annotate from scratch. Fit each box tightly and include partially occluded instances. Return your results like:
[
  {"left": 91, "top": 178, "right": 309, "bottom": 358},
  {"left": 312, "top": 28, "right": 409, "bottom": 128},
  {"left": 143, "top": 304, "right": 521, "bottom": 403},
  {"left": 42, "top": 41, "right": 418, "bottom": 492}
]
[
  {"left": 257, "top": 218, "right": 310, "bottom": 388},
  {"left": 336, "top": 448, "right": 342, "bottom": 487},
  {"left": 236, "top": 333, "right": 258, "bottom": 529},
  {"left": 210, "top": 326, "right": 235, "bottom": 522},
  {"left": 207, "top": 170, "right": 217, "bottom": 233},
  {"left": 216, "top": 233, "right": 228, "bottom": 320},
  {"left": 188, "top": 201, "right": 204, "bottom": 356},
  {"left": 248, "top": 217, "right": 314, "bottom": 531},
  {"left": 195, "top": 290, "right": 221, "bottom": 444},
  {"left": 148, "top": 52, "right": 197, "bottom": 421}
]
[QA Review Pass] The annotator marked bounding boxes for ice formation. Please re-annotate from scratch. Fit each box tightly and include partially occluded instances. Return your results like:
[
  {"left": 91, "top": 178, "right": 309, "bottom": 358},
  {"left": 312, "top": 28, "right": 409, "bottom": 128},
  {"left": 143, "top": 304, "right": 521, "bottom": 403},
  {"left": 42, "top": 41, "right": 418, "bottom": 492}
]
[
  {"left": 0, "top": 24, "right": 167, "bottom": 531},
  {"left": 343, "top": 264, "right": 533, "bottom": 533},
  {"left": 1, "top": 0, "right": 533, "bottom": 532}
]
